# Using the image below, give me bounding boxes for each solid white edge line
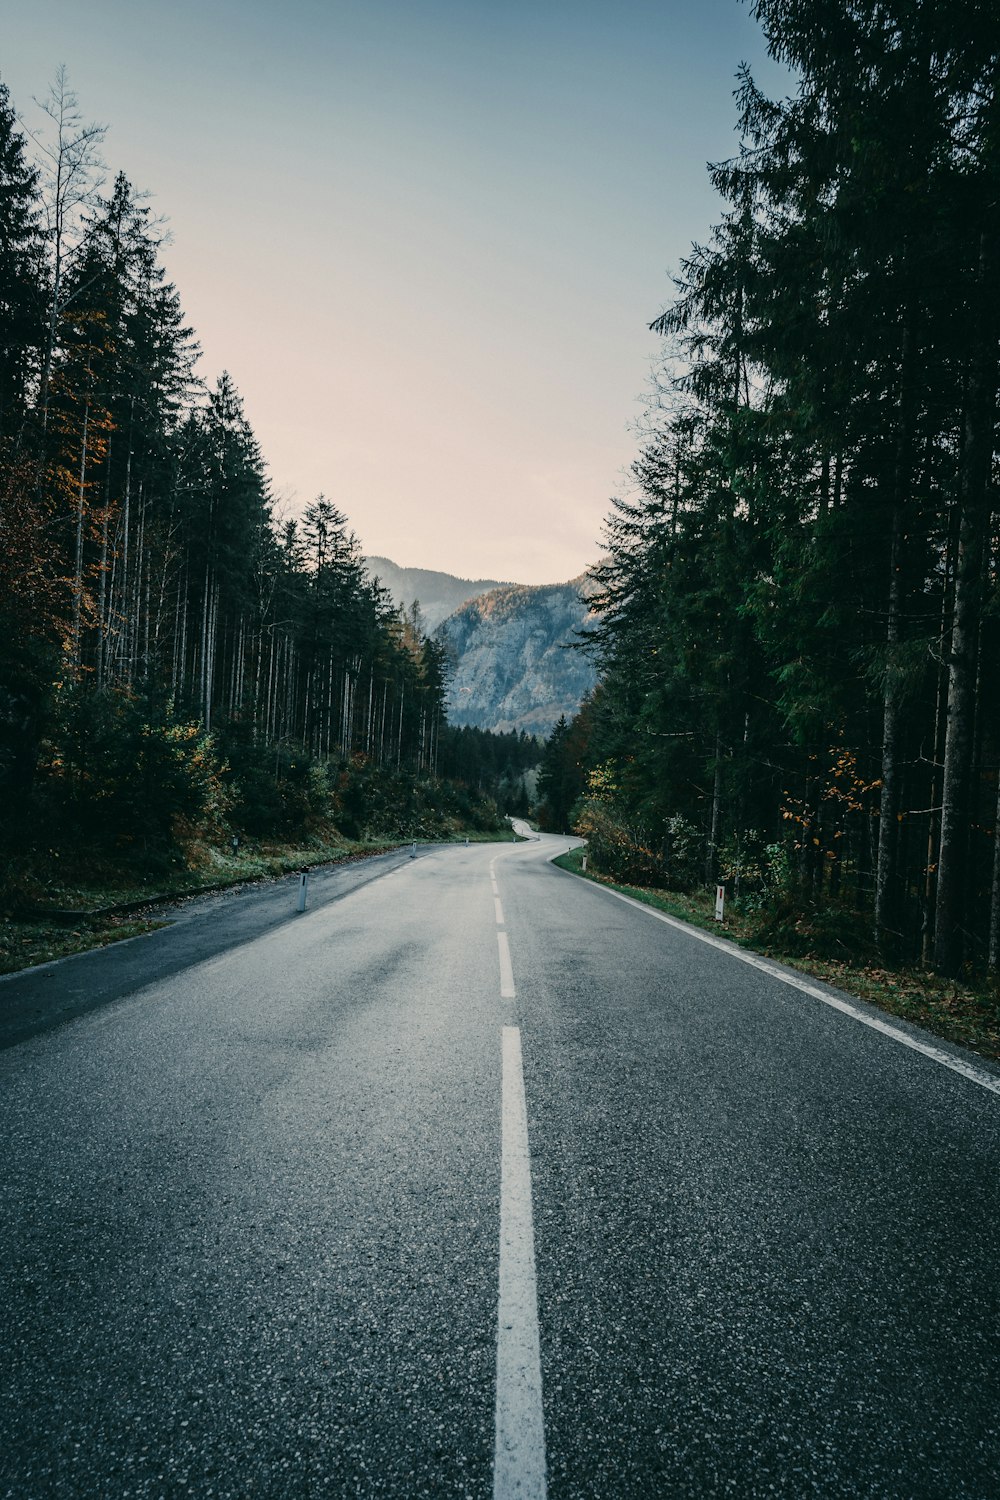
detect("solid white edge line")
[551,859,1000,1100]
[494,1025,547,1500]
[497,931,516,999]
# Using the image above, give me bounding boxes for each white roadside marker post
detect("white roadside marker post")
[297,870,309,913]
[715,883,725,922]
[581,849,588,873]
[410,841,417,859]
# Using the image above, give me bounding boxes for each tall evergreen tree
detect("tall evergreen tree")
[0,83,45,441]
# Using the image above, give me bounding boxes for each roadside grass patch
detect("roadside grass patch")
[554,848,1000,1063]
[0,916,168,975]
[13,830,400,914]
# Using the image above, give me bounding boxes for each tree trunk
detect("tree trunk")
[875,315,917,958]
[71,389,91,669]
[934,232,997,974]
[705,732,722,886]
[988,760,1000,969]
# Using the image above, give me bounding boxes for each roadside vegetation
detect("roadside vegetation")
[1,729,523,973]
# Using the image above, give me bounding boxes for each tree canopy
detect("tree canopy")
[569,0,1000,975]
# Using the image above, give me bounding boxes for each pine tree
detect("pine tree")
[0,81,46,441]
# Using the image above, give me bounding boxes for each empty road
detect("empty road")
[2,835,999,1498]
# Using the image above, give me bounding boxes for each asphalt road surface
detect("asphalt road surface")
[2,834,999,1498]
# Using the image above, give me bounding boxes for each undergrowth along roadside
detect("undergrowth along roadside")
[553,848,1000,1064]
[0,917,171,977]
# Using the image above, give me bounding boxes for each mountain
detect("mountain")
[437,576,599,735]
[364,557,508,633]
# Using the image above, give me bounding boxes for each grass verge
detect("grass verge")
[0,916,172,976]
[553,848,1000,1063]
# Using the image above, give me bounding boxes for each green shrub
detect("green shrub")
[745,892,875,962]
[41,687,230,849]
[331,757,503,840]
[661,814,703,891]
[573,800,665,885]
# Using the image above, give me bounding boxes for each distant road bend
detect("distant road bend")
[2,833,999,1497]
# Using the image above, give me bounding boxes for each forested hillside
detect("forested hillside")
[0,72,508,913]
[437,576,598,734]
[557,0,1000,979]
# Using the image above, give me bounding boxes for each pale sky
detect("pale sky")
[4,0,789,583]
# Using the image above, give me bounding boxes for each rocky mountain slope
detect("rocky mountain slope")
[437,576,598,735]
[364,557,507,633]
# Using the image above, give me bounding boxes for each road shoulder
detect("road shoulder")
[550,850,1000,1090]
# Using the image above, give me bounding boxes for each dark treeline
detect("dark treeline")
[557,0,1000,976]
[0,71,510,886]
[438,725,541,815]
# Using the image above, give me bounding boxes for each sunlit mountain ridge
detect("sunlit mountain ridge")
[364,557,509,634]
[436,575,598,736]
[365,557,598,736]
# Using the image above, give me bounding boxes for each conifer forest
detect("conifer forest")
[0,69,536,913]
[542,0,1000,981]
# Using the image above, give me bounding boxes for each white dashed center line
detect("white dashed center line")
[497,932,516,999]
[494,1025,547,1499]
